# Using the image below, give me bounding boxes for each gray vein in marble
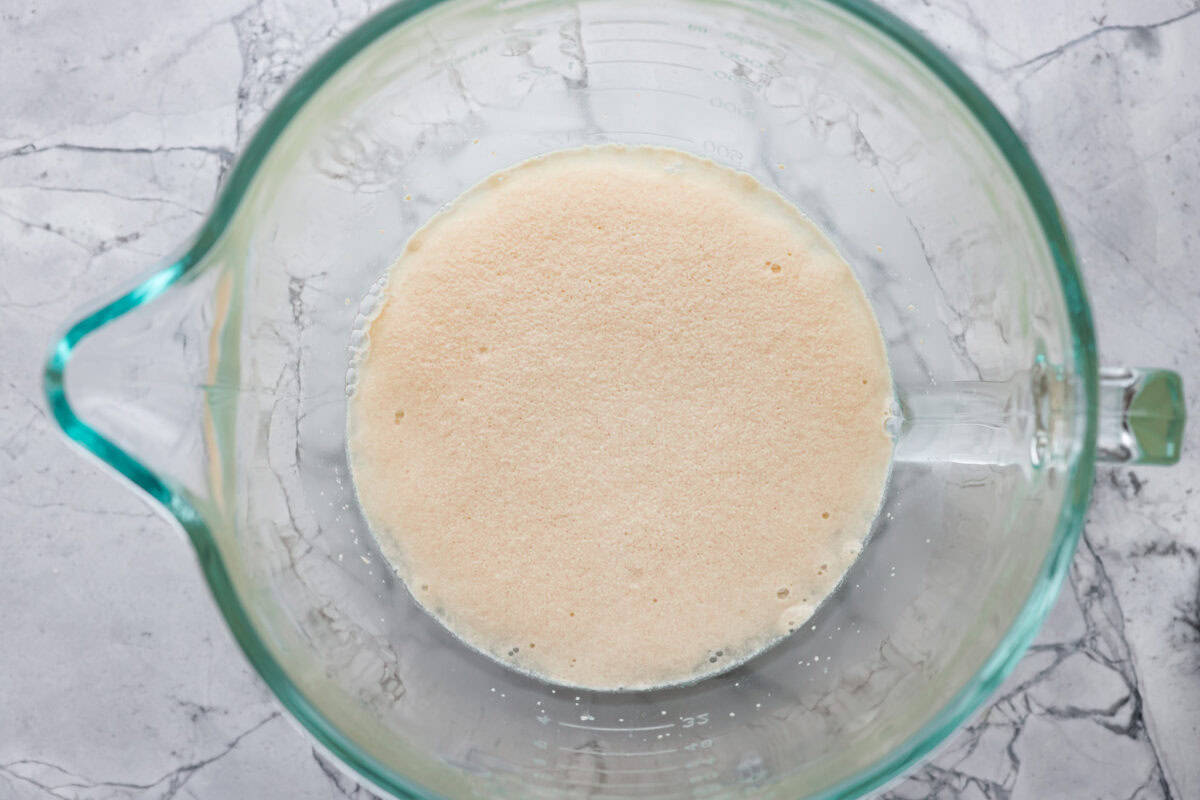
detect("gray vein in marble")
[313,750,385,799]
[1,713,281,799]
[1007,4,1200,71]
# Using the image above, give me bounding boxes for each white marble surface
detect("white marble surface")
[1,0,1198,798]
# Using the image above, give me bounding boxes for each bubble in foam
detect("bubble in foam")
[778,601,816,635]
[346,273,391,396]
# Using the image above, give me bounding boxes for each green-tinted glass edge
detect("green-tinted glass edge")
[807,1,1099,797]
[40,0,1099,798]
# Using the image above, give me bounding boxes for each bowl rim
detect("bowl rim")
[43,0,1099,797]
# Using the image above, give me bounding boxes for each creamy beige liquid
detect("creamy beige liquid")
[348,146,893,690]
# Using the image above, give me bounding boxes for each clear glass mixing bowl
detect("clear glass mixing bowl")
[44,0,1185,797]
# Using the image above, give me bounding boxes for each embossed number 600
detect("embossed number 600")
[702,141,743,164]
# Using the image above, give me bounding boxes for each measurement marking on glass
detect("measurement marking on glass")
[558,746,679,756]
[589,59,702,71]
[600,131,695,143]
[583,764,686,775]
[590,37,705,49]
[590,87,703,100]
[535,776,697,790]
[558,721,676,732]
[589,18,670,26]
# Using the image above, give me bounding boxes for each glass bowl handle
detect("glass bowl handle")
[1097,367,1185,465]
[895,365,1185,468]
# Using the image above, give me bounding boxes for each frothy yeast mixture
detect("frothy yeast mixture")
[348,146,893,690]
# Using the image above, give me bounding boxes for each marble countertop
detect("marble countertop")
[1,0,1197,797]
